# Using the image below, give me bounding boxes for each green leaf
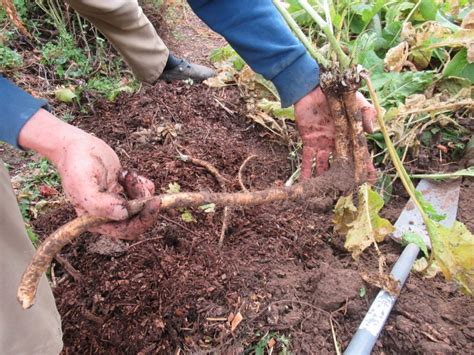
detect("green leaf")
[435,76,472,95]
[415,191,446,222]
[181,209,196,223]
[402,231,429,257]
[385,2,414,25]
[166,182,181,193]
[334,184,395,259]
[369,71,437,107]
[55,87,77,103]
[353,33,385,73]
[443,49,474,83]
[429,220,474,294]
[382,21,403,46]
[419,0,438,20]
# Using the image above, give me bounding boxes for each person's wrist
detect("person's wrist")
[18,108,91,165]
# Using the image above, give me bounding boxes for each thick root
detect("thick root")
[320,67,370,184]
[17,163,353,309]
[320,71,351,161]
[341,69,369,184]
[17,215,108,309]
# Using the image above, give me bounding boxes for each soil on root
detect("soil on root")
[32,82,474,354]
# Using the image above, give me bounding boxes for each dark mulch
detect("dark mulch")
[32,82,474,354]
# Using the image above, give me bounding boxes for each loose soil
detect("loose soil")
[7,2,473,354]
[30,80,474,354]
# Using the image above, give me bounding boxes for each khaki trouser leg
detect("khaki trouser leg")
[0,161,63,355]
[65,0,169,83]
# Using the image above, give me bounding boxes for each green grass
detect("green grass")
[0,44,23,69]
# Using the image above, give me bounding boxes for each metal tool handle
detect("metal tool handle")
[344,243,420,355]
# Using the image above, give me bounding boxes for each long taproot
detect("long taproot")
[17,165,353,309]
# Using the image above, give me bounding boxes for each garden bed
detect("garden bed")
[32,82,474,354]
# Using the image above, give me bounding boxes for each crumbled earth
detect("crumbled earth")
[4,2,472,354]
[30,82,474,354]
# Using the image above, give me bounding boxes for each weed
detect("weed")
[86,76,138,101]
[41,31,89,78]
[16,158,61,223]
[0,44,23,69]
[246,331,291,355]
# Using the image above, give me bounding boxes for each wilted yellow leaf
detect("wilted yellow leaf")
[334,184,394,259]
[333,193,357,236]
[429,220,474,295]
[257,99,295,120]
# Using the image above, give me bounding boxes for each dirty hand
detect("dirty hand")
[19,109,160,240]
[294,86,377,181]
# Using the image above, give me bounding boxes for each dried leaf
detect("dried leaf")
[204,69,235,88]
[429,220,474,295]
[360,271,401,296]
[429,29,474,53]
[461,9,474,30]
[230,311,243,332]
[335,184,394,259]
[384,41,409,72]
[400,22,416,45]
[247,111,285,137]
[267,338,276,348]
[412,257,441,278]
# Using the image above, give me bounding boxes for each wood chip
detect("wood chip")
[230,311,243,332]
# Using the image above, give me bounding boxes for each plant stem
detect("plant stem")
[272,0,330,67]
[362,73,434,248]
[410,167,474,180]
[298,0,350,68]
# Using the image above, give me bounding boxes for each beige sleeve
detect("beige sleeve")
[0,162,63,355]
[65,0,169,83]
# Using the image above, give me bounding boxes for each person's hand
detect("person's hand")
[294,86,377,181]
[19,109,160,240]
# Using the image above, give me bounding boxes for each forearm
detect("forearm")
[187,0,319,107]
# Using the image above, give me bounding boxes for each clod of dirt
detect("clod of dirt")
[87,238,128,256]
[419,341,453,353]
[312,264,363,311]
